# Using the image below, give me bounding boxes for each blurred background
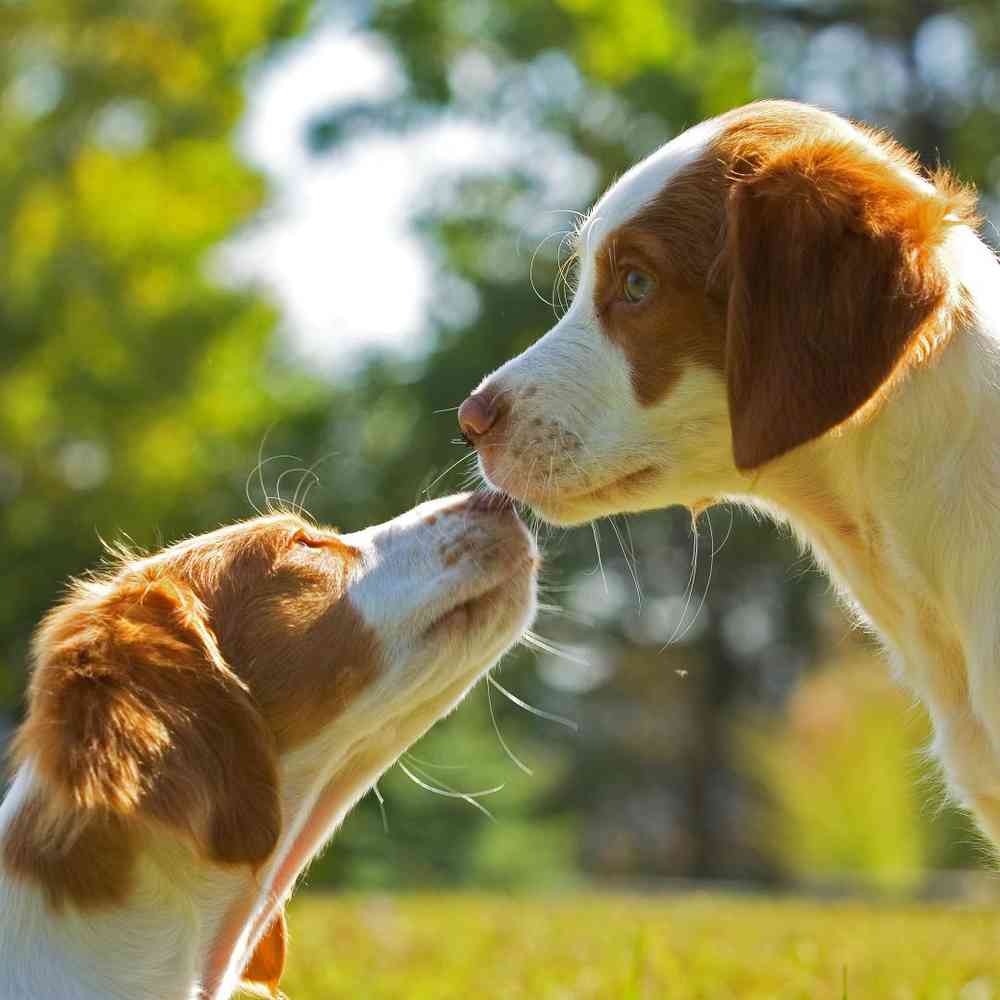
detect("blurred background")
[3,0,999,901]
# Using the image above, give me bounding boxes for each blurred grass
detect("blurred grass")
[277,891,1000,999]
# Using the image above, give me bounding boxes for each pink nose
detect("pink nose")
[458,391,499,439]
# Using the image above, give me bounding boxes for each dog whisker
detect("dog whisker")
[529,226,576,311]
[521,629,590,668]
[609,515,642,607]
[536,601,594,626]
[711,504,736,557]
[402,752,468,772]
[673,508,715,645]
[487,674,578,732]
[396,759,502,822]
[422,451,479,500]
[372,782,389,834]
[486,677,533,776]
[274,466,313,516]
[589,521,609,595]
[291,450,340,517]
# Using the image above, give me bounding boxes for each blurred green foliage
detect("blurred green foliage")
[2,0,997,889]
[0,0,321,697]
[746,656,967,894]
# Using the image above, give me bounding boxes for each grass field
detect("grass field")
[277,892,1000,999]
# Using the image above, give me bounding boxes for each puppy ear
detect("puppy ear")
[241,909,287,998]
[723,136,973,470]
[17,573,280,866]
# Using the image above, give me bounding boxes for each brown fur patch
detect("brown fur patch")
[3,795,134,910]
[233,592,380,751]
[216,532,380,750]
[593,224,726,405]
[723,131,971,469]
[10,573,282,899]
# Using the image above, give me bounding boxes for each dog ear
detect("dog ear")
[723,135,973,471]
[241,909,287,998]
[17,572,281,867]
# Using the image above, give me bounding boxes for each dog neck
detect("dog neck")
[741,225,1000,838]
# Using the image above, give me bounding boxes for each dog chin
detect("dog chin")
[490,467,666,527]
[522,495,597,527]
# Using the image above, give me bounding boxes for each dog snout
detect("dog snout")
[411,493,525,543]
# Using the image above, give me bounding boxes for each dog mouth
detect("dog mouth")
[486,461,660,515]
[573,464,660,503]
[425,555,536,636]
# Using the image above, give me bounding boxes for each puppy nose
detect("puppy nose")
[458,391,498,439]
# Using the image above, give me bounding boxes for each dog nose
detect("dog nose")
[458,391,498,439]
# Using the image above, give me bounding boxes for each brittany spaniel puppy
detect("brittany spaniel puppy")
[0,494,537,999]
[459,100,1000,848]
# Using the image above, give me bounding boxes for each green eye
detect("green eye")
[623,269,655,303]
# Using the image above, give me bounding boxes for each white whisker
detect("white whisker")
[372,781,389,833]
[536,601,594,626]
[397,759,502,821]
[487,677,533,775]
[423,451,478,499]
[402,752,468,772]
[488,674,579,732]
[245,451,300,517]
[610,515,642,606]
[291,450,339,515]
[674,510,715,644]
[529,229,573,309]
[521,629,590,667]
[275,466,311,514]
[712,504,735,556]
[590,521,609,594]
[663,518,700,649]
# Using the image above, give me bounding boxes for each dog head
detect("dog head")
[459,100,975,524]
[6,493,537,993]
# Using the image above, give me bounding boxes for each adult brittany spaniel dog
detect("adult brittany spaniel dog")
[459,100,1000,848]
[0,494,537,999]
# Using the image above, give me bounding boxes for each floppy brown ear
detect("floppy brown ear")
[723,136,972,470]
[241,909,287,998]
[17,573,281,867]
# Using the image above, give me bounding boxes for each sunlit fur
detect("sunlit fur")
[0,496,537,1000]
[463,99,1000,852]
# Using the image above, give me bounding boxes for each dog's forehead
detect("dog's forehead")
[158,513,297,559]
[577,101,892,259]
[580,115,724,252]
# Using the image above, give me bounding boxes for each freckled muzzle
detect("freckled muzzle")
[457,377,589,507]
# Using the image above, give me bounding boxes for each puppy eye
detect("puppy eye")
[623,269,655,304]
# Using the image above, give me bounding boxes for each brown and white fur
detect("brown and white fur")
[0,494,537,999]
[458,100,1000,849]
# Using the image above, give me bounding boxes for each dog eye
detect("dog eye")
[623,269,655,304]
